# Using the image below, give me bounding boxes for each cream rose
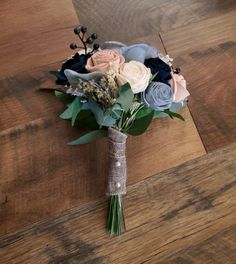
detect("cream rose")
[116,61,151,94]
[86,50,125,72]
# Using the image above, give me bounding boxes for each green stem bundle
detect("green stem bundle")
[107,195,125,236]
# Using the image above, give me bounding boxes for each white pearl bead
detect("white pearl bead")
[116,182,121,188]
[115,161,121,167]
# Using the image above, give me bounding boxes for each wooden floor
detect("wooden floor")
[0,143,236,263]
[0,0,236,263]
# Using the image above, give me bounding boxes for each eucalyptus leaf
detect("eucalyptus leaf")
[82,100,117,127]
[59,96,81,120]
[73,110,99,130]
[64,69,81,86]
[116,83,134,112]
[72,97,81,126]
[49,70,58,76]
[68,130,107,145]
[81,100,103,125]
[59,102,74,119]
[125,110,154,136]
[109,103,123,120]
[101,115,117,127]
[55,91,74,103]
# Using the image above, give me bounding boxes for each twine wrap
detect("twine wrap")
[107,127,127,195]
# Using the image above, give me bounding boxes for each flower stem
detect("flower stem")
[78,33,87,54]
[107,195,125,236]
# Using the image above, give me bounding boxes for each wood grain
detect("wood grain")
[127,10,236,153]
[0,0,79,79]
[73,0,236,43]
[0,142,235,264]
[159,10,236,152]
[0,67,205,236]
[158,225,236,264]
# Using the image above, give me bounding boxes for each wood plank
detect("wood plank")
[0,143,235,264]
[0,0,80,79]
[133,10,236,152]
[158,225,236,264]
[0,67,205,236]
[160,10,236,152]
[73,0,236,43]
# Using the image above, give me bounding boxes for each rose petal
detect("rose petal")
[86,50,125,73]
[170,72,190,103]
[116,61,151,94]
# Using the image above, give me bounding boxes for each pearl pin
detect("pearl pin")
[116,182,121,188]
[115,161,121,167]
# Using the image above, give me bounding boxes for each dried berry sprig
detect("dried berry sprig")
[70,25,99,55]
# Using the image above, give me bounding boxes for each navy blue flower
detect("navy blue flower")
[56,53,89,85]
[144,58,171,85]
[142,82,173,111]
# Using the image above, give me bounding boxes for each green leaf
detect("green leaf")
[153,101,188,119]
[111,103,123,119]
[59,97,81,121]
[164,109,185,121]
[68,130,107,145]
[49,70,58,76]
[74,110,99,130]
[153,111,163,118]
[149,72,158,82]
[116,83,134,112]
[125,110,154,136]
[104,103,123,126]
[101,114,117,127]
[83,100,117,127]
[55,91,74,103]
[59,103,74,119]
[72,97,81,126]
[135,107,153,119]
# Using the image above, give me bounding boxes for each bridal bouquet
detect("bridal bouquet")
[45,25,190,235]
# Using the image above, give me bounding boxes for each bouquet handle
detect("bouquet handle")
[106,127,127,235]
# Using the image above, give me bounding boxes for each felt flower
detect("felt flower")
[144,57,172,85]
[86,50,125,72]
[169,73,190,103]
[119,43,158,63]
[56,53,88,85]
[142,82,173,111]
[116,61,151,94]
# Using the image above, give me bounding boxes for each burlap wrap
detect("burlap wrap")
[107,127,128,195]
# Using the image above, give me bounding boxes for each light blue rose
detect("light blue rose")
[142,82,173,111]
[119,43,158,63]
[100,41,127,50]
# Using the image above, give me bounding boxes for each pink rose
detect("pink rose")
[86,50,125,72]
[169,72,190,103]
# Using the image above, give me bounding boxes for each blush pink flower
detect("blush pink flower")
[169,72,190,103]
[86,50,125,72]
